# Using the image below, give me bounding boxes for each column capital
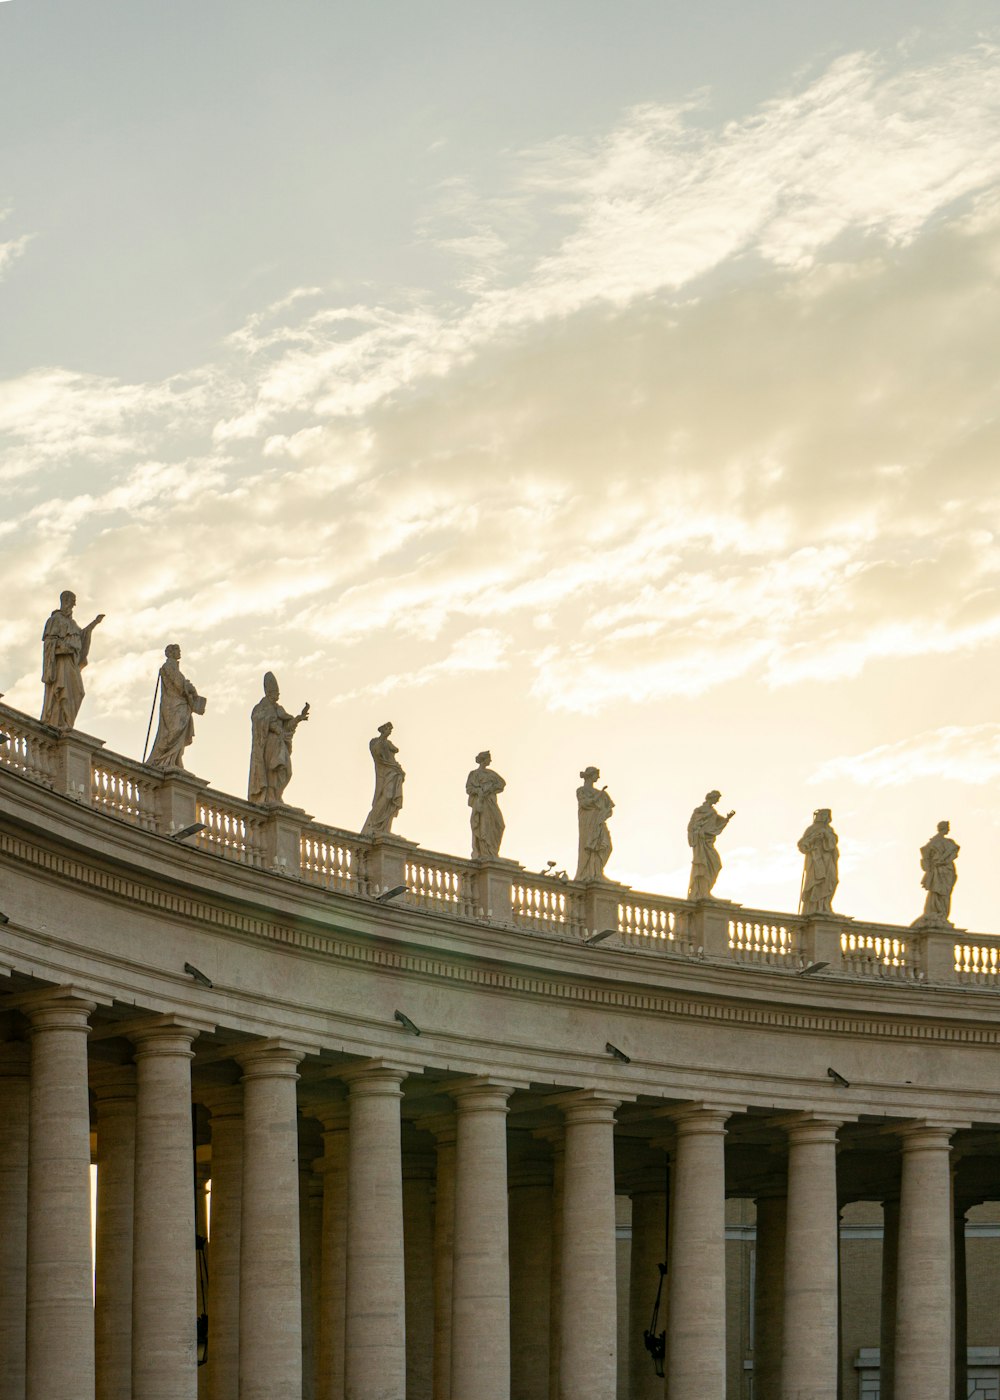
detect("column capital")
[774,1112,844,1145]
[549,1087,622,1125]
[128,1018,200,1057]
[448,1076,520,1111]
[663,1101,735,1136]
[340,1059,408,1096]
[199,1083,244,1118]
[236,1038,305,1079]
[19,989,95,1032]
[894,1120,958,1152]
[298,1084,348,1127]
[90,1062,137,1105]
[417,1110,456,1143]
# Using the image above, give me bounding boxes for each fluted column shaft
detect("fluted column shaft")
[666,1107,729,1400]
[93,1067,137,1400]
[628,1167,668,1400]
[753,1194,786,1400]
[558,1093,621,1400]
[0,1043,30,1400]
[237,1042,304,1400]
[450,1080,514,1400]
[781,1116,840,1400]
[402,1151,435,1400]
[25,994,96,1400]
[508,1160,553,1400]
[894,1125,954,1399]
[201,1089,243,1400]
[131,1022,200,1400]
[343,1064,407,1400]
[427,1115,456,1400]
[879,1197,899,1400]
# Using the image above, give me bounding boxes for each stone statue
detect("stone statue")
[797,808,839,916]
[687,790,735,901]
[360,722,405,839]
[575,766,614,882]
[146,645,206,772]
[912,821,960,928]
[40,590,105,730]
[248,672,309,806]
[466,751,506,859]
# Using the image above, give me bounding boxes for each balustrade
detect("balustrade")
[512,878,585,938]
[301,826,368,896]
[405,855,475,918]
[954,941,1000,983]
[840,928,913,980]
[729,915,799,967]
[619,896,692,954]
[0,706,57,788]
[92,758,158,831]
[196,794,266,868]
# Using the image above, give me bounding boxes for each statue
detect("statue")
[360,722,405,839]
[248,672,309,806]
[575,767,614,882]
[466,751,506,859]
[797,808,839,916]
[912,821,960,928]
[146,645,206,772]
[40,590,105,730]
[687,790,735,901]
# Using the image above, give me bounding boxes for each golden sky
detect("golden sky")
[2,4,1000,930]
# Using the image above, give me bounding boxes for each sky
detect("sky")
[2,1,1000,932]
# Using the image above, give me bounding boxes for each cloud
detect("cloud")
[813,725,1000,788]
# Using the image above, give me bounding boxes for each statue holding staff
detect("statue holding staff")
[912,821,960,928]
[146,645,206,772]
[575,766,614,882]
[360,722,405,839]
[40,590,105,730]
[467,750,506,859]
[687,790,735,901]
[797,808,839,916]
[248,672,309,806]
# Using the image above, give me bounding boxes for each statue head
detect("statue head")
[475,750,491,766]
[165,644,181,660]
[706,790,721,804]
[580,766,600,782]
[377,721,393,736]
[814,808,832,823]
[59,590,76,613]
[263,671,279,700]
[938,820,950,835]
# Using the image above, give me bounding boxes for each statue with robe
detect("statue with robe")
[146,645,206,772]
[467,751,506,859]
[797,808,839,916]
[248,672,309,806]
[40,590,105,730]
[687,790,735,901]
[912,821,960,928]
[360,722,405,838]
[575,766,614,882]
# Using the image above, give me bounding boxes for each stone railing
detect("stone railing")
[1,699,998,989]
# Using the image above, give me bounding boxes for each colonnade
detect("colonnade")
[0,989,978,1400]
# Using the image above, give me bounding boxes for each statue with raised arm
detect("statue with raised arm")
[687,790,735,901]
[248,672,309,806]
[360,722,405,839]
[912,821,960,928]
[797,808,839,916]
[467,750,506,859]
[40,590,105,730]
[146,645,206,772]
[575,766,614,882]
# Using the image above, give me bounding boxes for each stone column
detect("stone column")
[402,1147,435,1400]
[131,1020,200,1400]
[557,1091,621,1400]
[0,1042,30,1400]
[449,1079,514,1400]
[954,1200,968,1400]
[665,1106,729,1400]
[627,1164,668,1400]
[425,1114,456,1400]
[894,1124,954,1400]
[342,1063,407,1400]
[92,1066,137,1400]
[236,1041,305,1400]
[202,1088,243,1400]
[780,1115,841,1400]
[508,1148,553,1400]
[24,992,96,1400]
[534,1127,565,1400]
[753,1193,786,1400]
[314,1103,349,1400]
[879,1197,899,1400]
[300,1161,324,1400]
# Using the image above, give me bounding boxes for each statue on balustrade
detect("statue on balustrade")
[146,645,207,772]
[40,590,105,730]
[575,766,614,881]
[797,808,839,916]
[467,751,506,859]
[248,672,309,806]
[912,821,960,928]
[360,722,405,839]
[687,790,735,901]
